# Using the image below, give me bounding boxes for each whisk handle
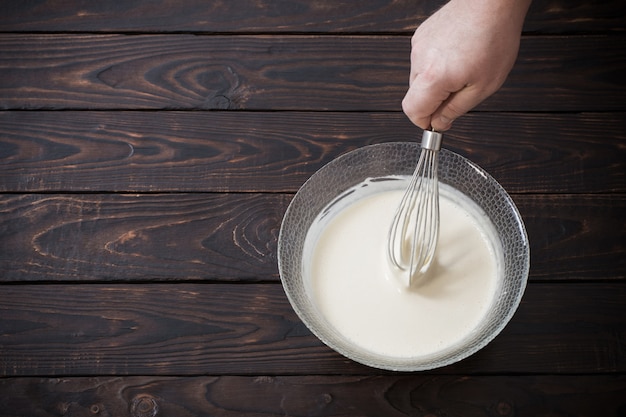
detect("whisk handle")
[421,130,443,151]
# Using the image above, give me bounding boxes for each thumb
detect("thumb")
[431,86,486,131]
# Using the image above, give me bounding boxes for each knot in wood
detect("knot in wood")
[130,394,159,417]
[206,94,231,109]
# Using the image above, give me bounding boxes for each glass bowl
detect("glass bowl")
[277,142,529,371]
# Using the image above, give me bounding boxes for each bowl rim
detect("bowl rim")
[278,142,530,371]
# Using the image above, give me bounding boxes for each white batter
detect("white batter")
[303,179,501,358]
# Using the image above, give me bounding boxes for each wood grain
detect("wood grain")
[0,193,290,282]
[0,375,624,417]
[0,283,624,376]
[515,195,626,281]
[0,0,624,34]
[1,193,624,283]
[0,35,624,112]
[0,0,624,414]
[1,111,624,193]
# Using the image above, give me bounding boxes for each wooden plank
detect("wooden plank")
[516,195,626,281]
[0,283,624,375]
[1,111,624,194]
[1,193,624,283]
[0,193,290,282]
[0,35,624,112]
[0,375,624,417]
[0,0,624,34]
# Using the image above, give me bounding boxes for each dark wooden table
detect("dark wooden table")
[1,1,625,415]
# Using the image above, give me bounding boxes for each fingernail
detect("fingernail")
[439,116,452,126]
[434,116,453,131]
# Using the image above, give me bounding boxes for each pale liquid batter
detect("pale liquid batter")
[303,179,501,358]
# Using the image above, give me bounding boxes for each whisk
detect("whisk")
[388,129,443,285]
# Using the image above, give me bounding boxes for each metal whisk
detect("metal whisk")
[388,129,443,285]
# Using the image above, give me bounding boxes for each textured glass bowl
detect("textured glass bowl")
[278,142,529,371]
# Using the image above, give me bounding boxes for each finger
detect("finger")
[402,76,452,130]
[430,85,487,131]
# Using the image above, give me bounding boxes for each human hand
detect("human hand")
[402,0,531,131]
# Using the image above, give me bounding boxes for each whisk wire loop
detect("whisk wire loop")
[388,130,442,285]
